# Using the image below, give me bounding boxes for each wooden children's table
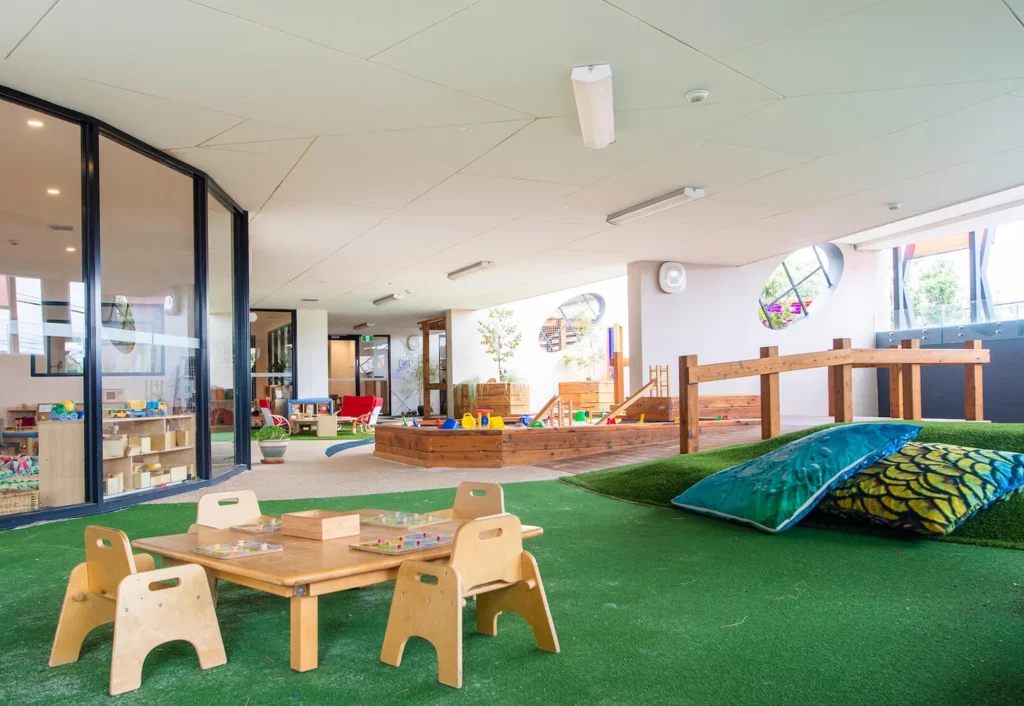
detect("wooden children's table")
[132,510,543,672]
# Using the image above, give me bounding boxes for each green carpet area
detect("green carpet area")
[563,422,1024,550]
[2,481,1024,705]
[247,429,372,442]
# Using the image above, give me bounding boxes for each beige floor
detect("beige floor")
[148,416,841,505]
[147,439,568,504]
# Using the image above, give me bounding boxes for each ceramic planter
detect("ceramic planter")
[258,439,289,464]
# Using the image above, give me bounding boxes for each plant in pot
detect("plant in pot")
[255,423,290,464]
[477,307,522,381]
[561,314,603,380]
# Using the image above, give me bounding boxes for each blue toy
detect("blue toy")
[440,418,458,430]
[412,419,420,428]
[520,415,532,427]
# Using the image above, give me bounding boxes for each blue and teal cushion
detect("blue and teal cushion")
[671,423,922,533]
[816,442,1024,535]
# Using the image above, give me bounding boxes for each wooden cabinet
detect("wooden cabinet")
[102,414,197,496]
[38,420,85,508]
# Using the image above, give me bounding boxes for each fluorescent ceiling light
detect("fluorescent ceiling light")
[571,64,614,149]
[447,261,494,280]
[606,187,705,226]
[46,188,60,195]
[373,292,408,306]
[26,120,44,128]
[353,322,375,330]
[65,246,76,253]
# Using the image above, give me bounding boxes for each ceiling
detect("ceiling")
[3,0,1024,329]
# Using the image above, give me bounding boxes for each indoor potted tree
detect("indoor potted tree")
[474,308,530,417]
[255,423,290,464]
[559,313,614,409]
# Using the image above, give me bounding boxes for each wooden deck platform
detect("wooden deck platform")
[374,423,680,468]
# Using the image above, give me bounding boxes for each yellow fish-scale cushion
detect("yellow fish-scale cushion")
[816,442,1024,535]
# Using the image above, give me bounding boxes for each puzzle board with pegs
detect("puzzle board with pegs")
[361,512,448,529]
[193,539,283,559]
[231,518,282,534]
[350,532,454,555]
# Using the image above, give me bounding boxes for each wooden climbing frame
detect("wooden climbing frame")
[648,365,669,397]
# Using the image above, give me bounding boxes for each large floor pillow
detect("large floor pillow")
[671,423,922,533]
[816,442,1024,535]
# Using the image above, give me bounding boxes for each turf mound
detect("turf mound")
[562,422,1024,550]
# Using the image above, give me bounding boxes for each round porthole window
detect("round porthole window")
[538,293,606,352]
[757,244,843,330]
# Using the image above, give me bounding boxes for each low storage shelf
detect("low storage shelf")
[102,414,197,497]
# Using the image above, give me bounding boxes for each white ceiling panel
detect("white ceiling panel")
[0,1,55,58]
[203,119,314,145]
[0,60,243,148]
[274,121,530,209]
[523,141,812,226]
[192,0,480,59]
[204,137,314,158]
[723,0,1024,96]
[373,0,780,117]
[349,174,579,243]
[461,101,773,185]
[251,199,392,250]
[170,147,299,212]
[605,0,880,58]
[701,81,1024,157]
[716,95,1024,210]
[10,0,527,135]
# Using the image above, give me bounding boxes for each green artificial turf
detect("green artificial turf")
[247,428,370,442]
[563,422,1024,550]
[2,481,1024,705]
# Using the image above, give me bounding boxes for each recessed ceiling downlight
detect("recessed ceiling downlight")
[47,188,61,195]
[27,119,44,128]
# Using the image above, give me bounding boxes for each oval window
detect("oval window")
[757,244,843,330]
[538,293,606,352]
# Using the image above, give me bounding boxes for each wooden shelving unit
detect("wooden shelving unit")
[102,414,197,496]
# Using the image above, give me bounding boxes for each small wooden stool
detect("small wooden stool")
[380,513,559,688]
[49,526,226,695]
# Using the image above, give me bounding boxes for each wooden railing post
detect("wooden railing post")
[832,338,854,423]
[888,345,903,419]
[679,355,699,454]
[827,367,835,416]
[901,339,922,420]
[760,346,780,440]
[612,351,625,405]
[963,340,984,421]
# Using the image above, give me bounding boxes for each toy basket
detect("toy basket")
[0,488,39,515]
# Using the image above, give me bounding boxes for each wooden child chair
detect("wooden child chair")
[379,513,559,688]
[192,489,263,531]
[49,526,226,695]
[432,482,505,520]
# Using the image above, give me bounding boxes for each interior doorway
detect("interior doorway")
[329,335,392,415]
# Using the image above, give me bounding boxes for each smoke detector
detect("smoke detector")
[686,89,710,104]
[887,202,902,211]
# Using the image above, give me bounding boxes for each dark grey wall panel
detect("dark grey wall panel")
[876,337,1024,422]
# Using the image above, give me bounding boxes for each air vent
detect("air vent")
[49,224,74,232]
[300,298,319,302]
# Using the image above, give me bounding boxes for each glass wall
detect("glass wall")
[99,137,198,498]
[208,195,235,475]
[0,84,248,526]
[0,98,85,515]
[358,335,391,415]
[250,310,294,420]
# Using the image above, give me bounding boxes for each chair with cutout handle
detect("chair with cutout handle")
[49,526,226,695]
[430,482,505,520]
[189,490,268,603]
[379,513,559,688]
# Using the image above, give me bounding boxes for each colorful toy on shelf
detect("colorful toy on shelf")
[107,408,130,419]
[461,413,476,430]
[146,399,168,417]
[412,418,421,428]
[126,400,147,418]
[440,418,458,430]
[489,416,505,429]
[50,400,84,421]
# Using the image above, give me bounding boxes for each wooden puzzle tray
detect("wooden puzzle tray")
[361,512,448,529]
[194,540,283,559]
[350,532,454,555]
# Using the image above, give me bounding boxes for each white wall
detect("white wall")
[627,246,887,417]
[295,309,328,398]
[447,277,629,407]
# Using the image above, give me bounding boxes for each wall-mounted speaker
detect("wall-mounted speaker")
[658,262,686,294]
